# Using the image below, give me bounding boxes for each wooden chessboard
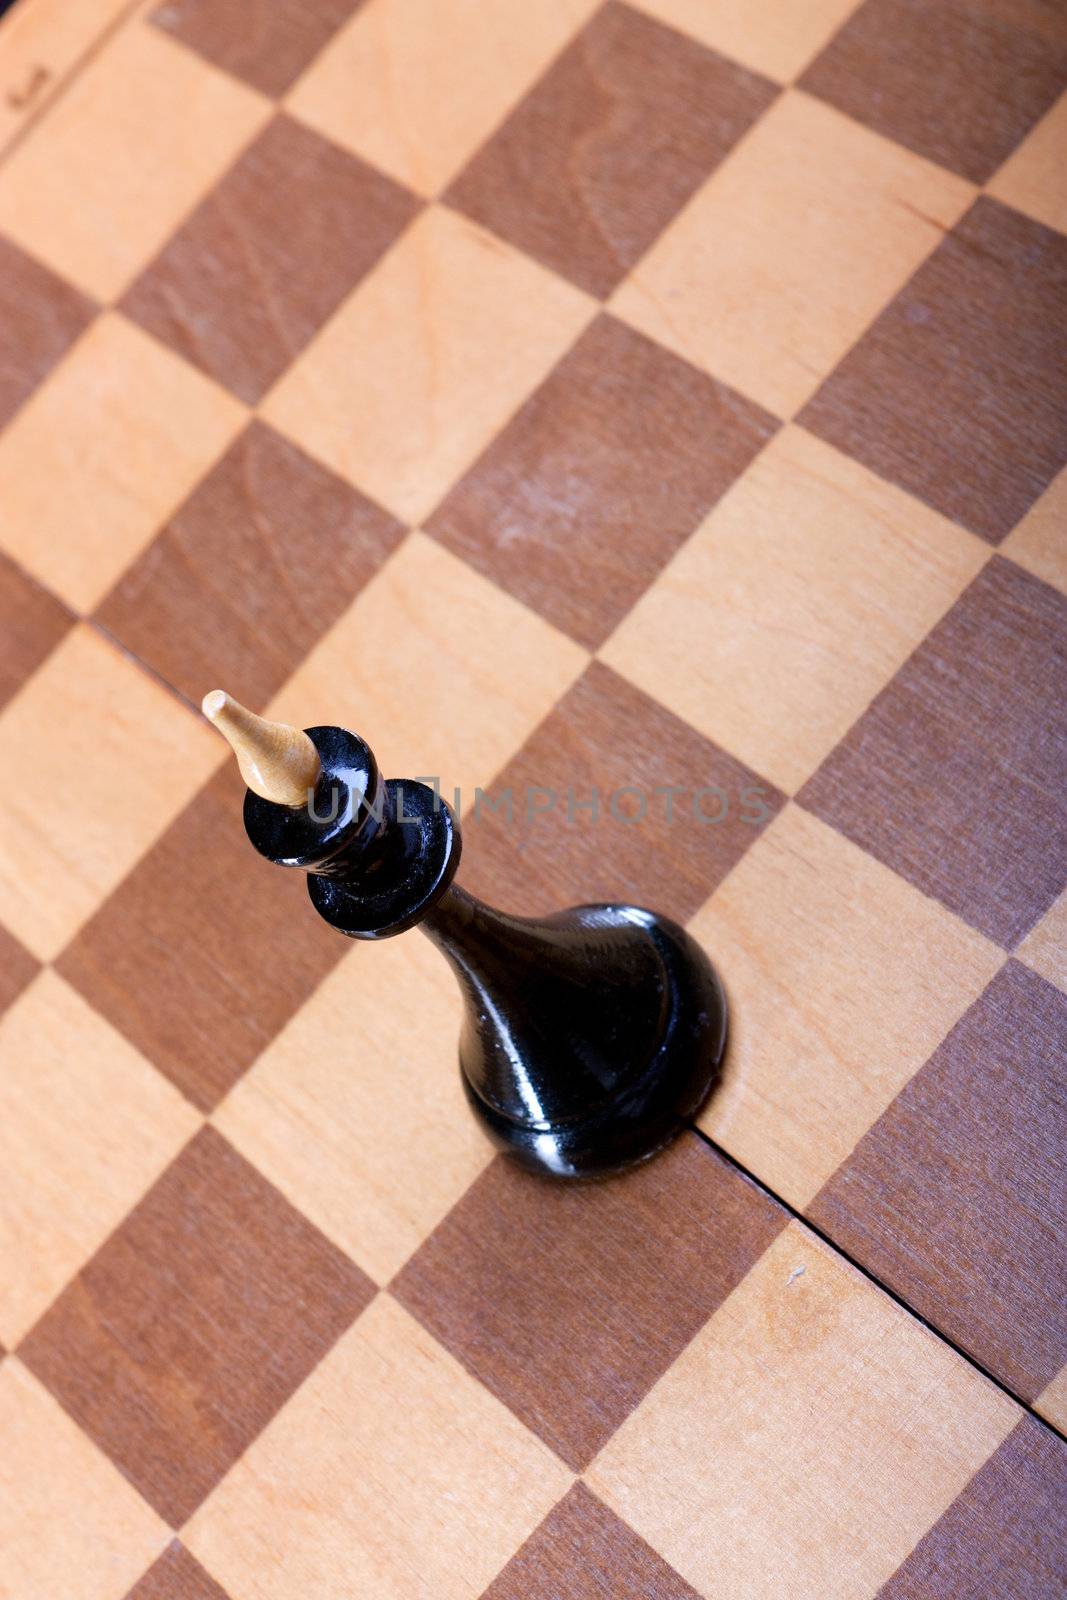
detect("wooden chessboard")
[1,0,1065,1595]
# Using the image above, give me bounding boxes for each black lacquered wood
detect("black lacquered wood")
[243,724,726,1179]
[243,726,384,875]
[310,780,460,939]
[423,887,726,1178]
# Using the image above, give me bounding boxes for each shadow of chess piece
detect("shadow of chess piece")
[204,693,727,1180]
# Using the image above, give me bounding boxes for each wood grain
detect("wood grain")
[799,556,1067,948]
[1017,890,1067,995]
[287,0,604,197]
[876,1417,1067,1600]
[0,0,133,153]
[612,89,974,417]
[184,1295,573,1600]
[0,314,246,612]
[57,764,346,1111]
[122,113,419,405]
[810,962,1067,1402]
[268,532,589,804]
[798,0,1067,183]
[392,1134,786,1470]
[95,420,405,711]
[800,198,1067,542]
[0,22,270,300]
[0,921,37,1020]
[1036,1366,1067,1436]
[125,1540,233,1600]
[263,204,595,526]
[482,1482,703,1600]
[20,1126,375,1525]
[692,805,1003,1207]
[628,0,857,80]
[0,547,71,713]
[0,625,219,960]
[0,971,198,1347]
[603,425,987,792]
[1001,467,1067,596]
[213,933,494,1285]
[589,1224,1021,1600]
[0,1359,167,1600]
[0,233,94,432]
[428,314,777,649]
[0,1,1062,1593]
[987,90,1067,235]
[150,0,364,98]
[462,659,784,923]
[447,0,777,299]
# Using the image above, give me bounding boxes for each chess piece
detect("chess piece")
[204,693,727,1179]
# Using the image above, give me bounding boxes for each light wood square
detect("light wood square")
[0,971,199,1347]
[287,0,601,196]
[0,1359,168,1600]
[0,625,220,960]
[629,0,857,81]
[185,1295,572,1600]
[214,934,493,1285]
[610,90,975,418]
[0,20,269,299]
[0,0,131,152]
[589,1223,1019,1600]
[1001,468,1067,596]
[987,91,1067,235]
[1036,1364,1067,1434]
[0,313,246,612]
[601,427,989,793]
[1017,891,1067,994]
[690,806,1004,1208]
[269,532,588,803]
[263,204,595,525]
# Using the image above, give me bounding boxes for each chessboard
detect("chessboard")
[0,1,1064,1596]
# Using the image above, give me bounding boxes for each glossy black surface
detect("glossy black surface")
[244,726,384,875]
[244,725,727,1179]
[310,780,460,939]
[244,729,460,935]
[423,887,726,1178]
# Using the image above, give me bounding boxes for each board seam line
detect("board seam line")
[687,1119,1067,1448]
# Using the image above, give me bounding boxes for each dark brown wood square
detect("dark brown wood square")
[462,661,784,924]
[96,421,405,710]
[427,314,776,649]
[481,1483,702,1599]
[392,1133,786,1471]
[0,550,72,712]
[121,114,418,403]
[0,922,39,1019]
[876,1417,1067,1599]
[810,962,1067,1403]
[800,0,1067,183]
[126,1541,233,1600]
[150,0,364,98]
[20,1127,375,1526]
[57,765,346,1111]
[0,233,95,432]
[447,1,777,298]
[800,199,1067,543]
[799,557,1067,949]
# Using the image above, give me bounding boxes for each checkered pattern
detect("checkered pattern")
[0,0,1064,1594]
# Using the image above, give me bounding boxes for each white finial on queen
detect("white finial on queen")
[201,690,321,808]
